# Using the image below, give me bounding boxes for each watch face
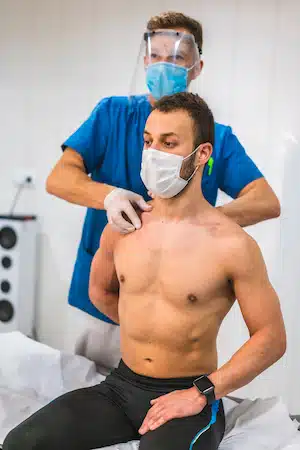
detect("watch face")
[194,376,214,393]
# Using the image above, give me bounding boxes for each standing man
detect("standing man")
[46,12,280,368]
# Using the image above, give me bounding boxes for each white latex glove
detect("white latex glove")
[104,188,152,234]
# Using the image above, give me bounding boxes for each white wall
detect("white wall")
[0,0,299,412]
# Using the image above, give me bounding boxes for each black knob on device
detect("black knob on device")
[0,300,14,322]
[0,227,17,250]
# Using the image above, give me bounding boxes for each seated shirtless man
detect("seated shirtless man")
[3,93,286,450]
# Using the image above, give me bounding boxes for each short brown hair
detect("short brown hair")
[147,11,203,54]
[154,92,214,148]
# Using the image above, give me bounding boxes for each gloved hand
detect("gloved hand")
[104,188,152,234]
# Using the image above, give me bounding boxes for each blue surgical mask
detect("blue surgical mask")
[146,62,190,100]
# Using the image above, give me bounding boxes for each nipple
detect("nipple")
[188,294,198,303]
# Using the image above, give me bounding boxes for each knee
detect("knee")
[3,422,49,450]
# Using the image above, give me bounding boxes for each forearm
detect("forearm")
[218,197,271,227]
[218,181,281,227]
[90,290,120,324]
[208,325,286,400]
[46,164,114,209]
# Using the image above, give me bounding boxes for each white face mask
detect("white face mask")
[140,146,200,199]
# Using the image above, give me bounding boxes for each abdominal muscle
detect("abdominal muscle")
[118,293,222,378]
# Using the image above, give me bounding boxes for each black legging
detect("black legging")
[3,359,225,450]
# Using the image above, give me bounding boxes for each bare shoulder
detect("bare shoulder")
[226,229,263,272]
[206,210,263,274]
[100,224,124,252]
[201,208,245,241]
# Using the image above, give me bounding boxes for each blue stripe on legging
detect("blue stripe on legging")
[189,400,220,450]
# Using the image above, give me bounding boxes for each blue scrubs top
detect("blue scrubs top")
[62,95,263,323]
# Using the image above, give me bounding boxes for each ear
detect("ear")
[196,142,213,166]
[190,60,204,81]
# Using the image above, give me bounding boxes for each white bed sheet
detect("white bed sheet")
[0,332,299,449]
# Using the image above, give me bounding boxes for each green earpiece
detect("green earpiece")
[208,157,214,176]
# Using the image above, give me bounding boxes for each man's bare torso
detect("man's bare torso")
[114,206,238,378]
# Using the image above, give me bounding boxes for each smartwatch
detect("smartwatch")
[193,375,216,406]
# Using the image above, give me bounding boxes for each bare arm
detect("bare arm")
[218,178,281,227]
[207,234,286,400]
[46,148,151,233]
[46,148,114,209]
[89,225,121,323]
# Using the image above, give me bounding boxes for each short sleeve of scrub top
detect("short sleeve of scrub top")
[61,98,111,174]
[218,126,263,198]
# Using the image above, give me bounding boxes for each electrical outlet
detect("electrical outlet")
[13,169,35,187]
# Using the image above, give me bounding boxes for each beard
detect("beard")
[179,152,197,180]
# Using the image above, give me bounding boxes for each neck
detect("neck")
[151,176,208,220]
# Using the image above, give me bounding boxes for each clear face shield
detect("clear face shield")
[129,29,202,101]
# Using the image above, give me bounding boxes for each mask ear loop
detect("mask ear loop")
[186,37,202,73]
[181,144,202,182]
[185,165,199,182]
[187,59,199,72]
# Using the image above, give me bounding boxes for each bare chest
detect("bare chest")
[114,223,231,307]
